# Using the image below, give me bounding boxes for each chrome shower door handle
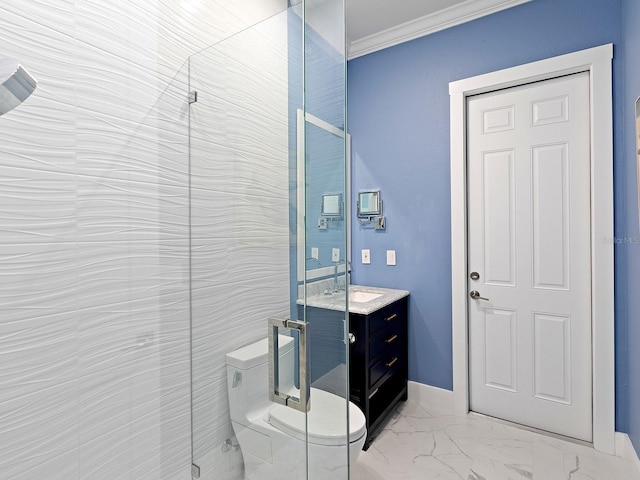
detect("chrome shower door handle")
[268,316,310,413]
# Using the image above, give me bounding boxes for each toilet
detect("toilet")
[226,335,367,480]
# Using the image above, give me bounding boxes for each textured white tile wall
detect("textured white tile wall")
[0,1,288,479]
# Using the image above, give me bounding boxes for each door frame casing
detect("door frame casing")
[449,44,615,453]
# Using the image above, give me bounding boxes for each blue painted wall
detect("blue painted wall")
[348,0,628,430]
[622,0,640,454]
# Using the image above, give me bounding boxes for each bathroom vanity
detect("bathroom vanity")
[298,285,409,449]
[348,293,408,449]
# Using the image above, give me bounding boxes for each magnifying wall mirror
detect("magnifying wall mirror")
[357,190,381,217]
[321,193,342,217]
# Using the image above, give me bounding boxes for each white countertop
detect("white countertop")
[297,284,409,315]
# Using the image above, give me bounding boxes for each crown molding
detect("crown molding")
[348,0,533,60]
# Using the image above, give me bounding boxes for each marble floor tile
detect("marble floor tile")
[352,400,640,480]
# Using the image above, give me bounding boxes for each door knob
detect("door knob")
[470,272,480,280]
[348,333,356,344]
[470,290,489,301]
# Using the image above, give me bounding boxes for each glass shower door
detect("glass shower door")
[188,0,350,478]
[297,0,352,478]
[188,9,295,480]
[298,111,352,480]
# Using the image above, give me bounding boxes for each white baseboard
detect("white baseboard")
[407,381,454,413]
[616,432,640,473]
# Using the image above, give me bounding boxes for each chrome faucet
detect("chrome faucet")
[306,257,322,268]
[333,259,348,292]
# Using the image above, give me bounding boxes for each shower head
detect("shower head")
[0,56,37,116]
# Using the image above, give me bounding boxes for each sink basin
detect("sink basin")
[350,291,383,303]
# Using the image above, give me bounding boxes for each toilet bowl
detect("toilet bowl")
[226,336,367,480]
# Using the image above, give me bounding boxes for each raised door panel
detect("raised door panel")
[482,105,515,134]
[533,313,571,404]
[483,308,517,392]
[482,150,516,287]
[532,143,570,290]
[531,95,569,126]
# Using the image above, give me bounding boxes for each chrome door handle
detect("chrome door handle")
[470,290,490,301]
[268,317,310,413]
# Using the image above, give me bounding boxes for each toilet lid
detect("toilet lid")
[267,388,366,446]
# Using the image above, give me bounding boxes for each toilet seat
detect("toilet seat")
[266,388,366,446]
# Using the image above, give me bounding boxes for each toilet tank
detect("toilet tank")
[226,335,295,424]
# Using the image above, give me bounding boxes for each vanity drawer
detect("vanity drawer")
[369,324,404,361]
[369,301,406,335]
[369,345,403,388]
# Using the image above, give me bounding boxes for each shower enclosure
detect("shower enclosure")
[0,1,346,479]
[189,1,349,479]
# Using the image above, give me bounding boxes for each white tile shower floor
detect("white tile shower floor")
[352,400,640,480]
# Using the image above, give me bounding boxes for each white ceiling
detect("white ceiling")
[346,0,533,59]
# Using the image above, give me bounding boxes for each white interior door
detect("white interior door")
[467,72,592,441]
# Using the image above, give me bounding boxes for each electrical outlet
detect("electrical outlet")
[311,247,319,260]
[386,250,396,266]
[332,248,340,262]
[361,249,371,264]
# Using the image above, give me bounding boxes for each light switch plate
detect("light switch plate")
[361,249,371,264]
[311,247,319,260]
[332,248,340,262]
[386,250,396,266]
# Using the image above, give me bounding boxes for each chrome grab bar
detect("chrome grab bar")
[268,316,310,413]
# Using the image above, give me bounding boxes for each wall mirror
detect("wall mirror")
[296,109,351,283]
[321,193,342,217]
[357,190,381,217]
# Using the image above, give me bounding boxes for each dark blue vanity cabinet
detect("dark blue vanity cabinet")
[349,296,408,449]
[298,293,409,450]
